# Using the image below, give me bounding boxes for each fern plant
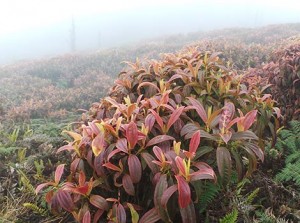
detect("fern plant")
[275,121,300,186]
[219,209,238,223]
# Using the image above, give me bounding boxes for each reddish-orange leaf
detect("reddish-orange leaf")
[35,182,54,194]
[175,175,191,208]
[70,185,89,196]
[167,106,184,131]
[175,156,186,177]
[243,110,257,131]
[45,190,54,203]
[126,122,138,150]
[78,171,86,186]
[149,109,164,131]
[54,164,65,185]
[153,146,164,162]
[103,162,122,172]
[82,210,91,223]
[189,130,201,155]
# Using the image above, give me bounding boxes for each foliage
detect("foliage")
[275,121,300,186]
[1,23,300,222]
[254,208,291,223]
[219,209,238,223]
[245,44,300,124]
[34,45,278,222]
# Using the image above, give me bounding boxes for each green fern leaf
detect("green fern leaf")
[219,209,238,223]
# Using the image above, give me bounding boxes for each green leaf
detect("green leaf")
[127,203,139,223]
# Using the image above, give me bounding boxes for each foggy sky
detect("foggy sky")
[0,0,299,65]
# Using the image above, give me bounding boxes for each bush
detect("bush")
[36,47,280,222]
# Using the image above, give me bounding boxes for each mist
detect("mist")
[0,0,299,65]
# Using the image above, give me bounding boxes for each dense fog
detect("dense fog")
[0,0,299,65]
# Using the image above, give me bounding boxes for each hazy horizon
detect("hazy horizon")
[0,0,299,65]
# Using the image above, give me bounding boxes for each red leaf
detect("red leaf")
[219,131,232,144]
[189,130,201,155]
[187,97,207,123]
[219,102,235,133]
[161,185,178,208]
[116,203,126,223]
[141,152,159,174]
[175,175,191,208]
[146,135,175,148]
[103,162,122,172]
[145,114,156,132]
[126,122,138,149]
[216,147,232,179]
[35,182,54,194]
[107,148,121,161]
[153,146,164,162]
[45,190,54,203]
[122,174,135,196]
[116,138,128,154]
[190,162,216,182]
[138,82,160,94]
[78,171,86,187]
[231,130,258,140]
[69,185,89,196]
[56,190,74,212]
[180,202,196,223]
[175,156,186,177]
[54,164,65,185]
[56,144,74,153]
[93,209,105,223]
[166,106,184,131]
[128,154,142,183]
[89,195,109,211]
[149,109,164,131]
[139,208,160,223]
[243,110,257,131]
[82,210,91,223]
[94,153,105,177]
[244,142,264,162]
[70,158,81,173]
[153,174,171,222]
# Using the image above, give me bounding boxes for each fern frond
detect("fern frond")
[17,169,35,194]
[289,120,300,134]
[23,203,48,216]
[219,209,238,223]
[245,188,259,205]
[276,162,300,186]
[285,150,300,164]
[198,182,221,213]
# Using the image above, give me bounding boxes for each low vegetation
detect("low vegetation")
[0,23,299,222]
